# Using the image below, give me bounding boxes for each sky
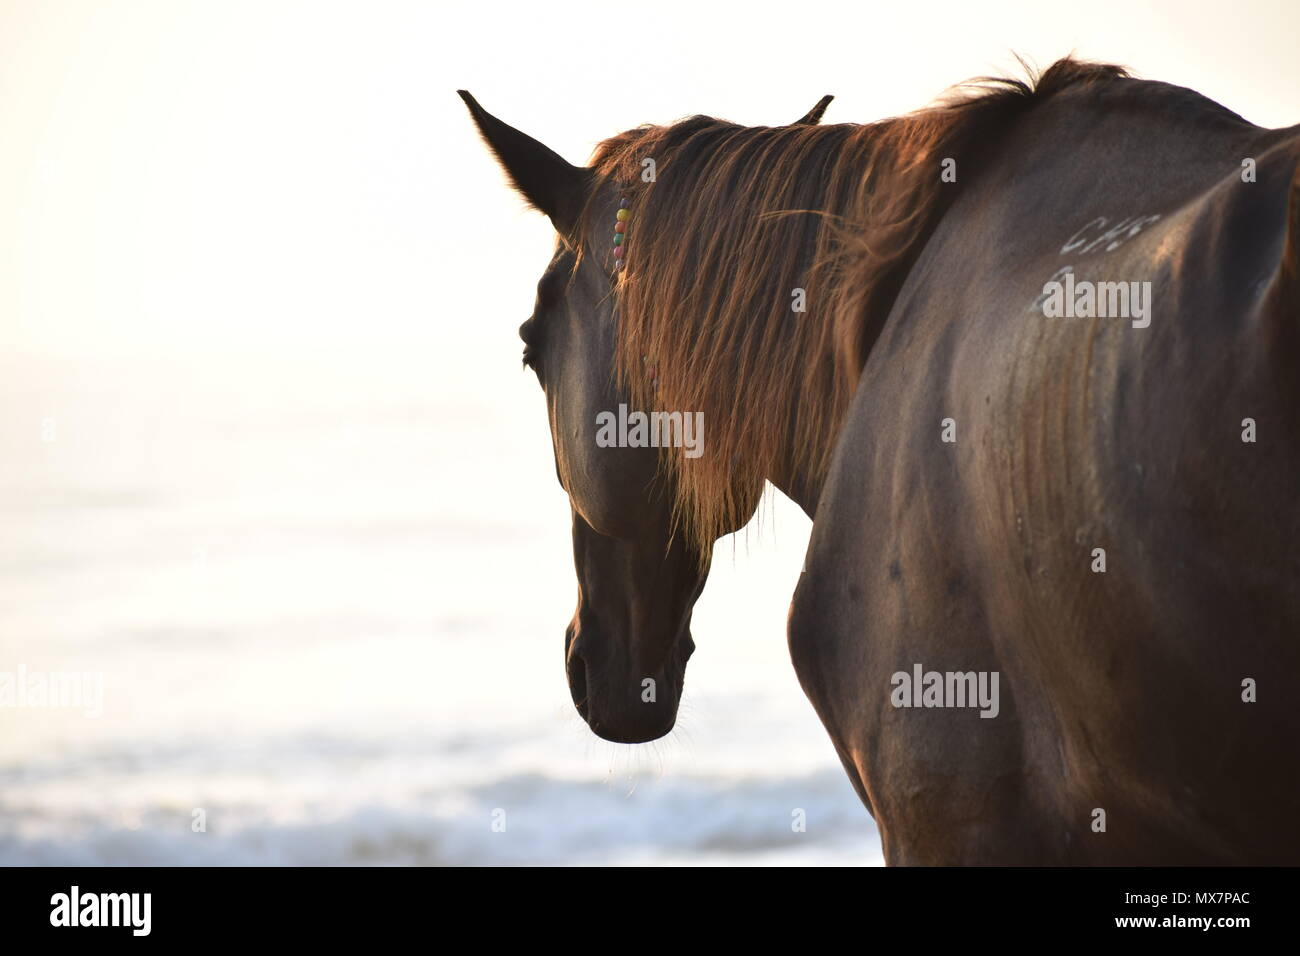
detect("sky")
[3,0,1298,372]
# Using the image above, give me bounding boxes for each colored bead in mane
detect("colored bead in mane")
[613,196,630,271]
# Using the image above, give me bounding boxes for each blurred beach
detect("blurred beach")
[0,351,881,865]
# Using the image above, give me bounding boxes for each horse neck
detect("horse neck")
[615,102,1026,547]
[757,150,961,517]
[766,428,830,517]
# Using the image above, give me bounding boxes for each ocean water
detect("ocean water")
[0,351,882,866]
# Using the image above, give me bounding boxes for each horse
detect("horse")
[460,58,1300,864]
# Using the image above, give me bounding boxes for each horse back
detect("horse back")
[792,84,1300,864]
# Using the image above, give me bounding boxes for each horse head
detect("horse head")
[459,91,829,742]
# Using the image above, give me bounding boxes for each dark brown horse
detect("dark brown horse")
[461,58,1300,864]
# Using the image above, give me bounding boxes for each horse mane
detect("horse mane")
[583,57,1131,556]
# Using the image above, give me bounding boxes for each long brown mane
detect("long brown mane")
[585,58,1130,555]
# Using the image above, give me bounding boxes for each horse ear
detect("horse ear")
[793,95,834,125]
[458,90,589,238]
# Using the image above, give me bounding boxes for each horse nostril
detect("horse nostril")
[567,652,590,720]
